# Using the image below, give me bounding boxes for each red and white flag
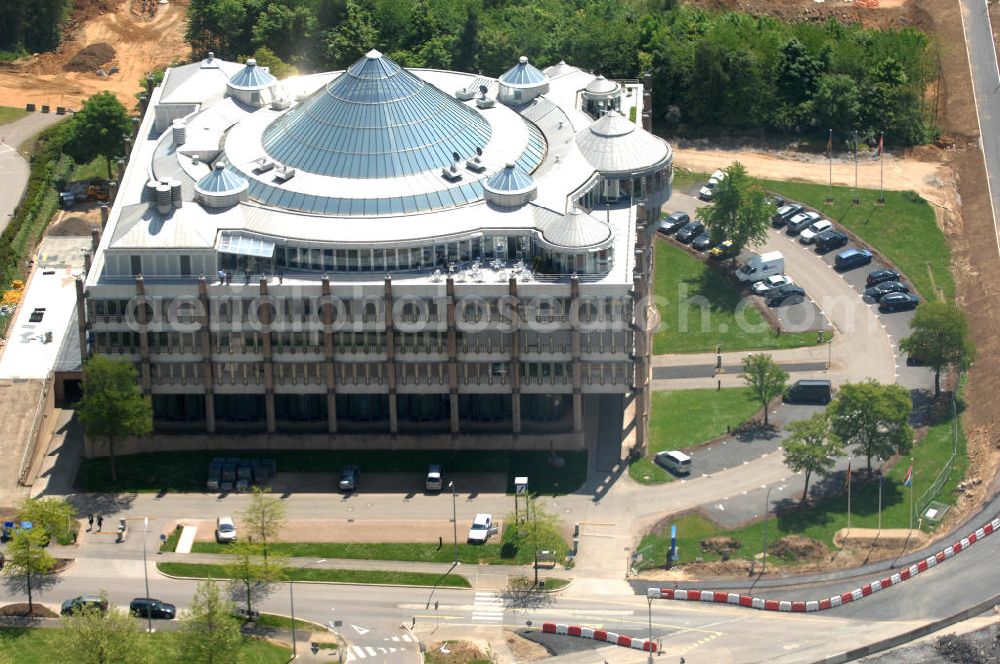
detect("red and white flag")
[871,133,884,161]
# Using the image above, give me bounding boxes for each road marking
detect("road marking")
[364,647,376,656]
[472,592,504,622]
[351,624,370,635]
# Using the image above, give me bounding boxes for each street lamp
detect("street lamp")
[646,594,654,664]
[448,481,458,565]
[760,486,775,576]
[290,559,327,659]
[142,517,152,633]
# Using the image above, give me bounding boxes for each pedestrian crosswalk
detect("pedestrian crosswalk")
[472,591,504,623]
[343,634,415,661]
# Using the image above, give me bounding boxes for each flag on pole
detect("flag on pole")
[871,133,884,161]
[827,129,833,154]
[844,459,852,488]
[903,463,913,487]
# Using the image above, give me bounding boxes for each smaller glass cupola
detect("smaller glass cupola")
[483,163,537,208]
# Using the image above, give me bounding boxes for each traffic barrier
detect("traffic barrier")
[647,513,1000,613]
[540,622,656,652]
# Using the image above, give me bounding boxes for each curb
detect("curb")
[647,515,1000,612]
[154,566,475,591]
[542,622,656,652]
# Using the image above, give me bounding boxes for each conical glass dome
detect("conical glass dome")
[196,162,248,194]
[261,50,493,179]
[229,59,276,89]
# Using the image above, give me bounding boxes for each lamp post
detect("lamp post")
[646,594,654,664]
[142,517,152,633]
[448,481,457,565]
[760,486,775,576]
[290,559,327,659]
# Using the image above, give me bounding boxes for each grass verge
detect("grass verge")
[652,241,821,354]
[0,627,289,663]
[160,526,182,552]
[0,106,29,126]
[77,450,586,495]
[70,154,112,182]
[629,388,761,484]
[761,179,952,301]
[255,613,326,632]
[637,392,967,568]
[157,562,472,588]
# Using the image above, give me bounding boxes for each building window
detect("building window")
[180,255,191,276]
[130,255,142,275]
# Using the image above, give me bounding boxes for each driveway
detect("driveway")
[0,111,67,234]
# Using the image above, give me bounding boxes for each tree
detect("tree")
[506,495,561,586]
[813,73,861,132]
[697,162,775,256]
[828,380,913,474]
[240,486,286,564]
[782,412,842,501]
[225,542,284,619]
[500,575,555,612]
[56,592,151,664]
[900,301,975,396]
[322,0,379,68]
[16,497,77,546]
[179,580,244,664]
[740,353,788,426]
[64,92,131,180]
[77,355,153,483]
[2,527,55,613]
[249,46,296,79]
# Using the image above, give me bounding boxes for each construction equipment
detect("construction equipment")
[2,280,24,306]
[86,181,110,202]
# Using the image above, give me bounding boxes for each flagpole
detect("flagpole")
[847,458,852,532]
[878,131,885,204]
[852,130,859,205]
[827,129,833,204]
[909,459,914,531]
[877,460,882,534]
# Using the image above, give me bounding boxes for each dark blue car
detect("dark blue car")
[834,248,873,271]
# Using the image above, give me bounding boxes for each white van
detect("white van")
[654,450,692,476]
[736,251,785,283]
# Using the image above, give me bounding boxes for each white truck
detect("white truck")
[736,251,785,282]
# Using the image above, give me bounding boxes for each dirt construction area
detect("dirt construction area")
[0,0,190,110]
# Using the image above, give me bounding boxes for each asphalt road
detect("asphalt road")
[0,111,66,234]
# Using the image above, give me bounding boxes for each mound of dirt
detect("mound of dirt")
[64,42,115,72]
[48,216,95,237]
[426,641,488,663]
[700,536,742,555]
[770,535,826,561]
[0,603,59,618]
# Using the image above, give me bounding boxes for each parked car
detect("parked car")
[813,229,849,254]
[751,274,793,295]
[215,516,236,543]
[691,233,713,251]
[864,281,910,300]
[658,211,689,235]
[767,195,786,208]
[61,595,108,616]
[834,248,873,271]
[783,379,833,404]
[766,284,806,307]
[879,292,920,313]
[785,211,821,236]
[708,239,736,259]
[699,170,726,200]
[654,450,692,476]
[339,465,361,492]
[467,513,494,544]
[771,203,803,228]
[799,219,833,244]
[130,598,177,620]
[425,465,443,492]
[866,268,900,287]
[675,221,705,243]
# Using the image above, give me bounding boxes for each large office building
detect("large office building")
[79,50,672,451]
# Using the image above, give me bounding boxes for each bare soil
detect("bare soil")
[0,603,59,618]
[64,42,115,72]
[502,631,552,662]
[687,0,921,29]
[47,214,98,237]
[771,534,827,560]
[425,640,489,664]
[0,0,190,110]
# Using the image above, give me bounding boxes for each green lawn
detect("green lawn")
[157,562,472,588]
[71,154,113,182]
[652,241,821,354]
[0,106,28,126]
[161,526,182,552]
[256,612,326,632]
[668,168,706,194]
[0,627,289,663]
[761,179,953,301]
[637,393,967,568]
[541,577,570,590]
[629,388,761,484]
[77,449,586,495]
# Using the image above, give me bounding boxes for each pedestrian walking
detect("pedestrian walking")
[87,514,94,531]
[225,270,232,285]
[96,515,103,531]
[278,271,283,284]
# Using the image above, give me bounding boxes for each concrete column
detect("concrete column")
[632,274,649,453]
[508,277,521,435]
[384,276,398,434]
[570,275,583,433]
[322,276,338,434]
[134,275,151,394]
[99,204,109,229]
[83,250,92,277]
[197,276,215,433]
[90,226,101,252]
[74,277,88,367]
[446,277,459,435]
[259,278,276,434]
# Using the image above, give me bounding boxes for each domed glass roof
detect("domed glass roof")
[229,59,276,90]
[196,163,248,194]
[500,56,547,87]
[484,163,535,194]
[260,50,493,179]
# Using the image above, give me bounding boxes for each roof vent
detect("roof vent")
[475,84,495,109]
[246,58,257,67]
[273,166,296,183]
[442,151,463,182]
[465,146,487,173]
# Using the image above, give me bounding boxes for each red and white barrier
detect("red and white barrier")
[541,622,656,652]
[648,515,1000,612]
